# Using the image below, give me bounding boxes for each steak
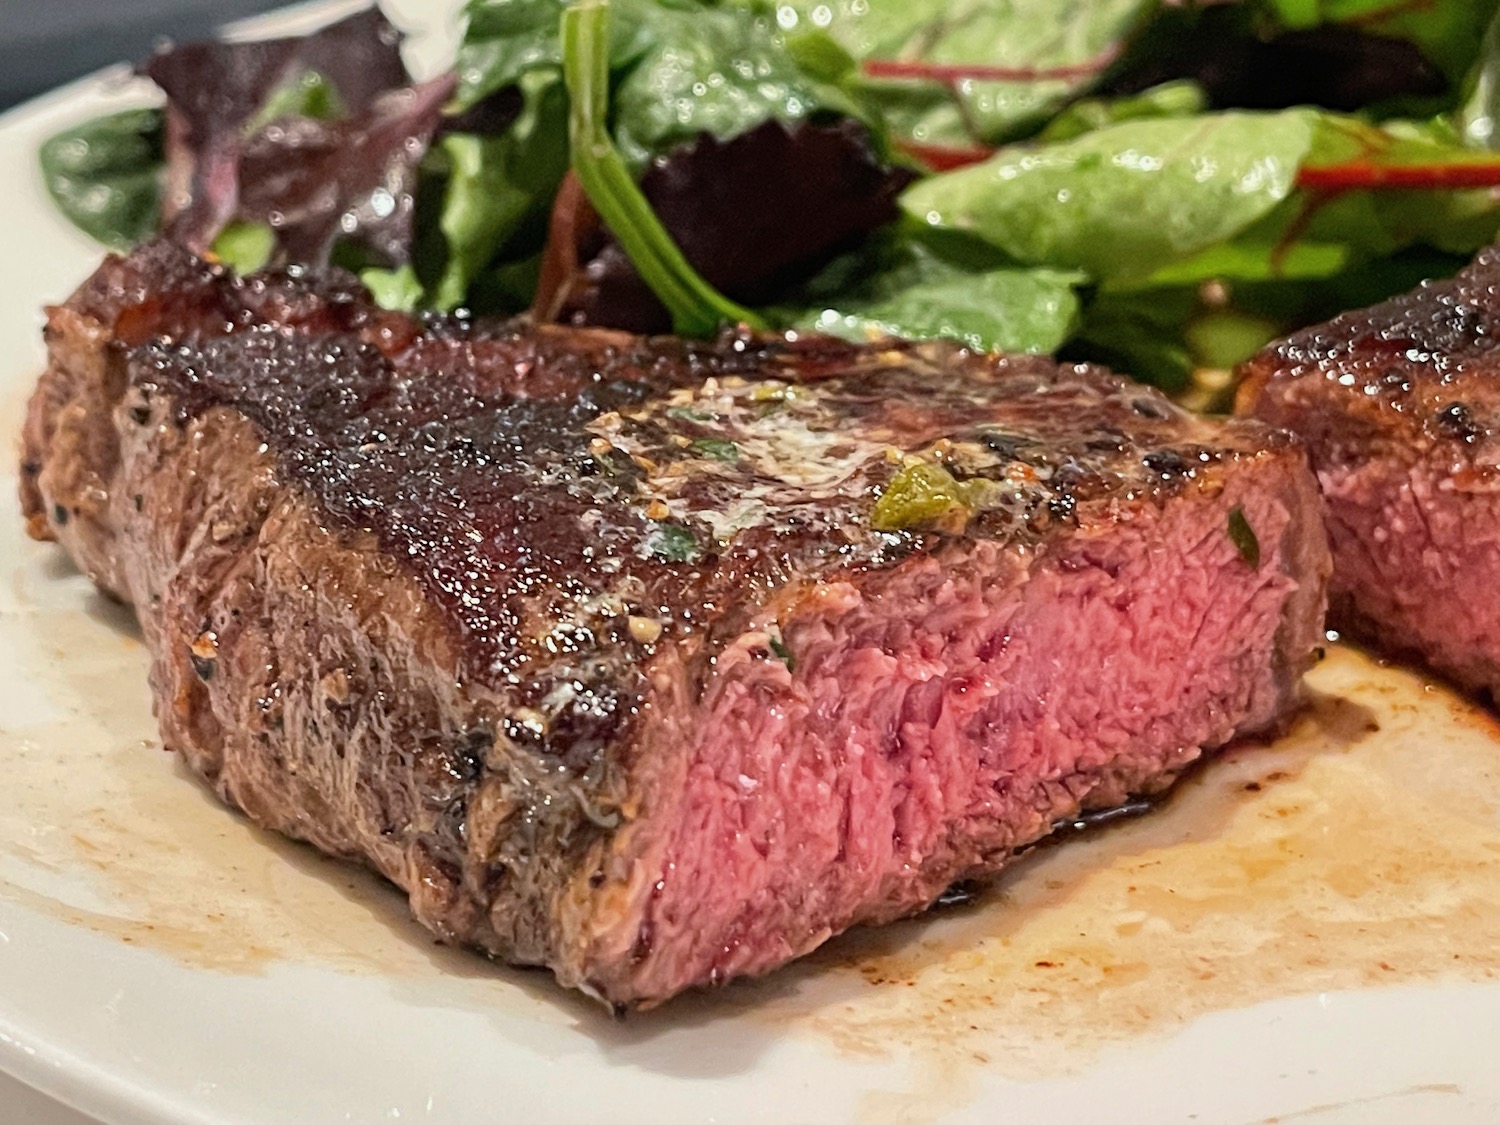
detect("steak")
[1238,245,1500,700]
[22,242,1329,1007]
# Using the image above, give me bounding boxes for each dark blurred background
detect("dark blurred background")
[0,0,288,109]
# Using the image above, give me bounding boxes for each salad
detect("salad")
[37,0,1500,398]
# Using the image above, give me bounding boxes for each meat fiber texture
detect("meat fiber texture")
[1239,245,1500,702]
[22,242,1329,1008]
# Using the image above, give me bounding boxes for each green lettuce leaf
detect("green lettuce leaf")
[611,3,851,166]
[1291,116,1500,255]
[1117,113,1500,290]
[795,269,1080,355]
[459,0,859,165]
[429,75,570,310]
[772,0,1156,146]
[1036,81,1206,144]
[39,108,163,250]
[783,234,1080,354]
[901,111,1316,283]
[1458,5,1500,149]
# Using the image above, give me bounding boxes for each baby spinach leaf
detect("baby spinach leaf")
[774,0,1157,146]
[789,236,1082,354]
[902,111,1316,283]
[39,108,163,250]
[611,2,848,167]
[457,0,571,109]
[1065,288,1200,393]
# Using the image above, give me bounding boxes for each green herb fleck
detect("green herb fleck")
[1227,506,1260,568]
[692,438,739,462]
[750,382,803,404]
[667,406,714,422]
[211,221,276,274]
[871,461,973,533]
[360,264,425,313]
[769,635,796,672]
[649,522,700,562]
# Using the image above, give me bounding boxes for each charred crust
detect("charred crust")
[1435,401,1483,443]
[1046,492,1079,524]
[1143,448,1188,479]
[935,881,984,908]
[452,725,492,782]
[979,431,1031,460]
[1131,396,1174,421]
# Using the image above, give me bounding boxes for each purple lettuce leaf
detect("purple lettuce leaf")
[538,118,915,333]
[144,6,443,267]
[236,74,455,267]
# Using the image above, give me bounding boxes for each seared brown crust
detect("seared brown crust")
[24,243,1329,1005]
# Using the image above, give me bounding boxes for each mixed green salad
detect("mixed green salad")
[37,0,1500,395]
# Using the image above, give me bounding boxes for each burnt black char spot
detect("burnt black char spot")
[1436,402,1483,444]
[1143,449,1188,479]
[935,881,984,908]
[979,431,1032,461]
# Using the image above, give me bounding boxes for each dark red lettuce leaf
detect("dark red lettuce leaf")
[1100,7,1447,113]
[536,119,915,333]
[144,6,441,266]
[237,75,454,267]
[442,87,525,137]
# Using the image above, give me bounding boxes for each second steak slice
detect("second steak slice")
[24,244,1329,1007]
[1239,245,1500,701]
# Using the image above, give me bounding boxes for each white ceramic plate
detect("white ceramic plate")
[4,7,1500,1124]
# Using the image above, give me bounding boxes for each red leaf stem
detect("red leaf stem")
[895,139,997,172]
[1296,161,1500,191]
[862,45,1121,86]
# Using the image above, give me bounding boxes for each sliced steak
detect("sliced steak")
[1239,245,1500,700]
[23,242,1329,1007]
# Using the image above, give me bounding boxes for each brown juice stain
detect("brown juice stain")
[6,480,1500,1110]
[1252,1083,1461,1123]
[722,643,1500,1114]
